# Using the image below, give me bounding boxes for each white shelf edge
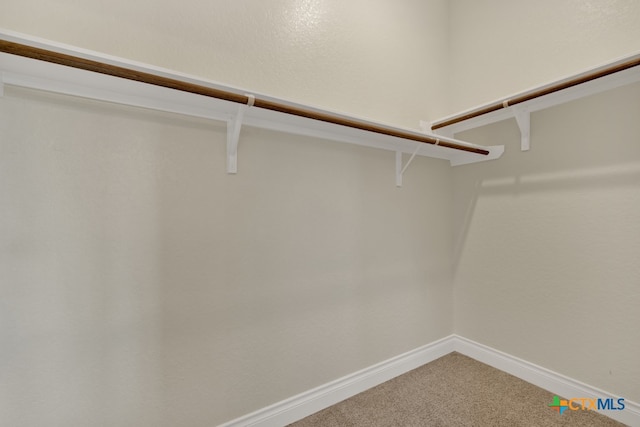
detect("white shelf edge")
[0,29,502,168]
[432,51,640,138]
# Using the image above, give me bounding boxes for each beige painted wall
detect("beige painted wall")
[450,0,640,405]
[1,2,453,425]
[448,0,640,115]
[0,88,453,426]
[452,81,640,403]
[1,0,450,126]
[2,0,640,425]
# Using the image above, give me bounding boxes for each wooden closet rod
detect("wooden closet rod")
[432,56,640,130]
[0,39,489,156]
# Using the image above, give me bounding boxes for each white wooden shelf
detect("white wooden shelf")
[0,29,503,189]
[430,51,640,151]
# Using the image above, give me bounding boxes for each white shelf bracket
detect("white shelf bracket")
[395,145,421,187]
[512,106,530,151]
[226,94,255,174]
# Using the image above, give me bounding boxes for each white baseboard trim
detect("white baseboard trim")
[219,335,639,427]
[218,335,456,427]
[454,335,640,426]
[453,335,640,426]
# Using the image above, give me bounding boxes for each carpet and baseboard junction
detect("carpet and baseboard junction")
[219,336,639,427]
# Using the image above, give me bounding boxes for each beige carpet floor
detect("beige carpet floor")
[288,352,625,426]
